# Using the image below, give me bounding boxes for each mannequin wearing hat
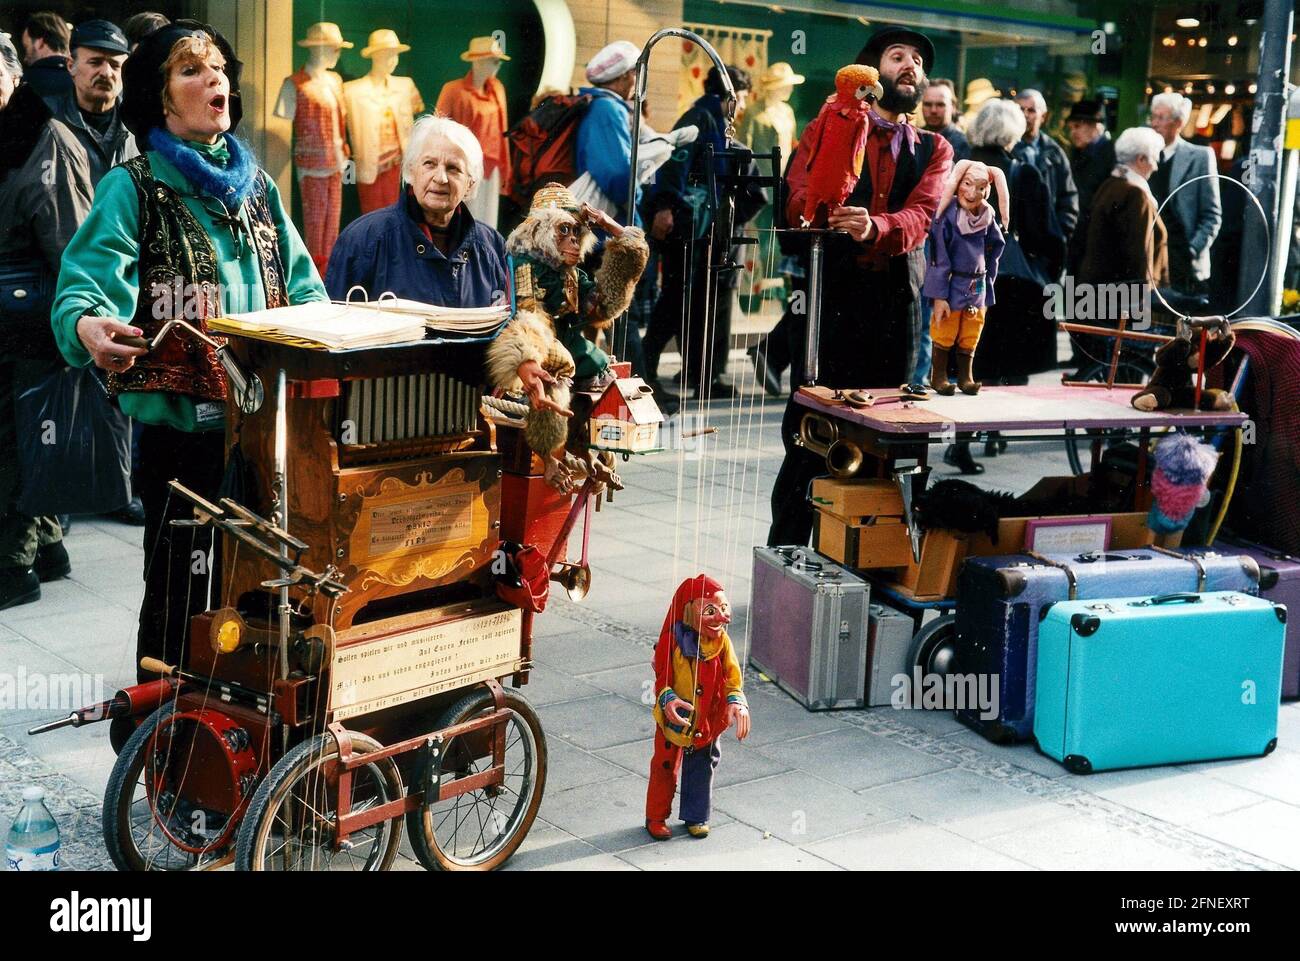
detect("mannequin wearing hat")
[344,29,424,213]
[740,62,804,162]
[436,37,512,229]
[961,78,999,132]
[274,22,352,274]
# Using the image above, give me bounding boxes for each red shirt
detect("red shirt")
[786,113,952,269]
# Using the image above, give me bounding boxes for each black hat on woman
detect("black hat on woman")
[120,19,243,139]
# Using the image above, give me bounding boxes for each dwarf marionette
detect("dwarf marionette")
[922,159,1008,395]
[487,183,649,492]
[645,575,750,841]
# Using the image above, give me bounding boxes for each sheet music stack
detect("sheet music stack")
[209,299,511,350]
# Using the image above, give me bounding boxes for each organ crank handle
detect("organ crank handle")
[113,318,265,415]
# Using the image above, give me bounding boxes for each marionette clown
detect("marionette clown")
[922,159,1008,396]
[487,182,648,493]
[645,575,750,841]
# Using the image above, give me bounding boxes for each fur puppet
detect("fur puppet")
[799,64,883,228]
[1131,319,1236,412]
[487,183,649,492]
[914,479,1018,544]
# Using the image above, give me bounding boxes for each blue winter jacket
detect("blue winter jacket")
[575,86,638,222]
[325,188,509,308]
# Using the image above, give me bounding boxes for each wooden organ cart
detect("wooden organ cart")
[75,326,599,871]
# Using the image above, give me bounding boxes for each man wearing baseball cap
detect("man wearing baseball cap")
[575,40,641,225]
[768,25,953,547]
[0,17,140,605]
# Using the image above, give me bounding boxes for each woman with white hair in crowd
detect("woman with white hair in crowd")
[325,113,508,307]
[0,31,22,110]
[1077,125,1169,299]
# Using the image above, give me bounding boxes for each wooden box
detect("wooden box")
[813,510,913,569]
[810,477,904,520]
[894,529,969,600]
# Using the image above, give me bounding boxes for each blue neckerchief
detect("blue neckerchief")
[147,128,257,211]
[673,620,700,658]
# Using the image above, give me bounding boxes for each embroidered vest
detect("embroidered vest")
[108,153,288,401]
[290,69,346,173]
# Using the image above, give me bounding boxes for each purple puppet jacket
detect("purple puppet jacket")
[922,202,1006,310]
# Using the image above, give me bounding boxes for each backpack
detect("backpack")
[506,93,592,208]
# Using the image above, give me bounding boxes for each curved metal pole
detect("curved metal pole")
[624,28,737,226]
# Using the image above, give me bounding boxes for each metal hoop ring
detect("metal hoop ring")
[1151,171,1269,320]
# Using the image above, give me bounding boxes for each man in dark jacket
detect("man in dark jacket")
[1012,90,1077,270]
[0,19,135,608]
[641,64,766,400]
[1065,99,1116,274]
[19,11,72,106]
[768,26,952,547]
[922,79,969,160]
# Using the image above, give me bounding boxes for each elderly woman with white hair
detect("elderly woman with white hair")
[325,113,508,306]
[1071,126,1170,378]
[969,97,1066,384]
[1078,125,1169,293]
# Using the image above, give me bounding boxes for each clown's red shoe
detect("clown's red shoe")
[645,820,671,841]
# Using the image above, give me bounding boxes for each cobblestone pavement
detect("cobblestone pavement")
[4,361,1299,871]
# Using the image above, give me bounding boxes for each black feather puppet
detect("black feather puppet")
[913,479,1019,544]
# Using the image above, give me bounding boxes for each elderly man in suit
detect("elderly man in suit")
[1147,92,1221,294]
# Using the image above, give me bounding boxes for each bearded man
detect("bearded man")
[767,26,953,547]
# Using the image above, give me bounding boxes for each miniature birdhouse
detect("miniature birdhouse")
[588,378,664,454]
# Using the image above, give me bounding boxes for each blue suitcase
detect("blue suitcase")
[1034,591,1286,773]
[955,549,1260,743]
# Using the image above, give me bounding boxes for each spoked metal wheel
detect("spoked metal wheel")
[1064,356,1156,475]
[102,704,229,871]
[406,687,546,871]
[235,731,403,871]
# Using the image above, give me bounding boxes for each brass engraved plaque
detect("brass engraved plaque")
[330,607,522,720]
[366,490,475,558]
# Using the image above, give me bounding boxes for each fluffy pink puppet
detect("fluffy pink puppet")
[799,64,884,228]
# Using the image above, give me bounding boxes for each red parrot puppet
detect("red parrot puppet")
[799,64,884,228]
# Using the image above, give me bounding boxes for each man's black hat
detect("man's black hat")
[857,26,935,73]
[70,19,130,56]
[1066,99,1107,125]
[121,19,242,139]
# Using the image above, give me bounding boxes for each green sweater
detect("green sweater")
[51,137,328,431]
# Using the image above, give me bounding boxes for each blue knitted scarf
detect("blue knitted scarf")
[148,128,257,210]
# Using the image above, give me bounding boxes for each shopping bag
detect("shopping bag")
[13,364,131,516]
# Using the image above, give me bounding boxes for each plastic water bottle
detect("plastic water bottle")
[5,786,61,871]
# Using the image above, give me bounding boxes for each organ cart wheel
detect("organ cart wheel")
[234,731,403,871]
[406,686,547,871]
[102,704,224,871]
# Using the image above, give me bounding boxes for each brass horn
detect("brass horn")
[796,413,866,479]
[551,562,592,602]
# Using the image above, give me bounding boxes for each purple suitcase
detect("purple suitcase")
[955,548,1261,743]
[1185,539,1300,700]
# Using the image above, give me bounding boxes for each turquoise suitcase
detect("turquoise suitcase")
[1035,592,1286,773]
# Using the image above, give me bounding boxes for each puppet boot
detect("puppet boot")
[645,819,672,841]
[956,351,981,395]
[931,344,956,396]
